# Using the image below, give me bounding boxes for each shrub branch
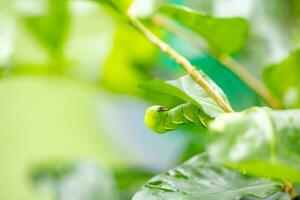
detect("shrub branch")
[128,12,298,199]
[152,15,282,109]
[283,182,297,199]
[218,54,282,109]
[129,16,233,113]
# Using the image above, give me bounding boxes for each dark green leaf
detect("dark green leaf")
[133,153,282,200]
[159,5,249,54]
[208,107,300,183]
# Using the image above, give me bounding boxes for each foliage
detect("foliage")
[31,162,153,200]
[133,153,282,200]
[263,50,300,108]
[191,56,261,111]
[101,22,157,94]
[129,2,300,200]
[1,0,300,200]
[141,71,230,118]
[208,107,300,183]
[24,0,70,56]
[158,5,249,54]
[142,70,229,133]
[32,162,116,200]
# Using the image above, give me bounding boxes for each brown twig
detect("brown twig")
[283,182,297,199]
[133,13,298,199]
[152,15,282,109]
[129,16,233,113]
[218,54,282,109]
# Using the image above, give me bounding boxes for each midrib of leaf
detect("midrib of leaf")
[177,77,225,114]
[129,16,233,113]
[202,182,279,197]
[263,110,277,163]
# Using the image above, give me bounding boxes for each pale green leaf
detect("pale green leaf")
[133,153,282,200]
[31,162,117,200]
[140,71,230,118]
[25,0,70,55]
[94,0,133,13]
[208,107,300,183]
[263,50,300,108]
[159,5,249,54]
[101,22,157,95]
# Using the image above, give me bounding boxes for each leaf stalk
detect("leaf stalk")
[152,15,282,109]
[129,16,233,113]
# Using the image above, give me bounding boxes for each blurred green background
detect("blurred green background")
[0,0,300,199]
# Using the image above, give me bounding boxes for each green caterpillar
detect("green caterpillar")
[144,103,212,133]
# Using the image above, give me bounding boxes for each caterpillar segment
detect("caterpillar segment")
[144,103,211,134]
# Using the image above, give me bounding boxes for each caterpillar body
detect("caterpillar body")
[144,103,212,133]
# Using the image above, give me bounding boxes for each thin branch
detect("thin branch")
[152,15,282,109]
[283,182,297,199]
[152,14,298,198]
[129,16,233,113]
[217,54,282,109]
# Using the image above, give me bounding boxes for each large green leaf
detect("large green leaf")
[141,71,230,118]
[133,153,282,200]
[263,50,300,108]
[158,5,249,54]
[208,107,300,183]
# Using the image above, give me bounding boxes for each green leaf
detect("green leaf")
[208,107,300,183]
[94,0,133,13]
[140,71,230,118]
[133,153,282,200]
[31,161,117,200]
[101,22,157,95]
[114,168,154,200]
[31,162,155,200]
[192,56,261,111]
[159,5,249,54]
[263,50,300,108]
[25,0,70,55]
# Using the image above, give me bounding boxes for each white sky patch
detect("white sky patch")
[128,0,155,17]
[0,15,15,66]
[213,0,253,18]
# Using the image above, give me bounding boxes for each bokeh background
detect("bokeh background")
[0,0,299,199]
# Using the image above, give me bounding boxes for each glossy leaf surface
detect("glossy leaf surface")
[133,153,282,200]
[208,107,300,183]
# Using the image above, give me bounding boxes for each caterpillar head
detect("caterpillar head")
[144,105,168,133]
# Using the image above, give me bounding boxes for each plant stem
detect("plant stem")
[129,16,233,113]
[218,54,282,109]
[136,14,299,199]
[152,15,282,109]
[283,182,297,199]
